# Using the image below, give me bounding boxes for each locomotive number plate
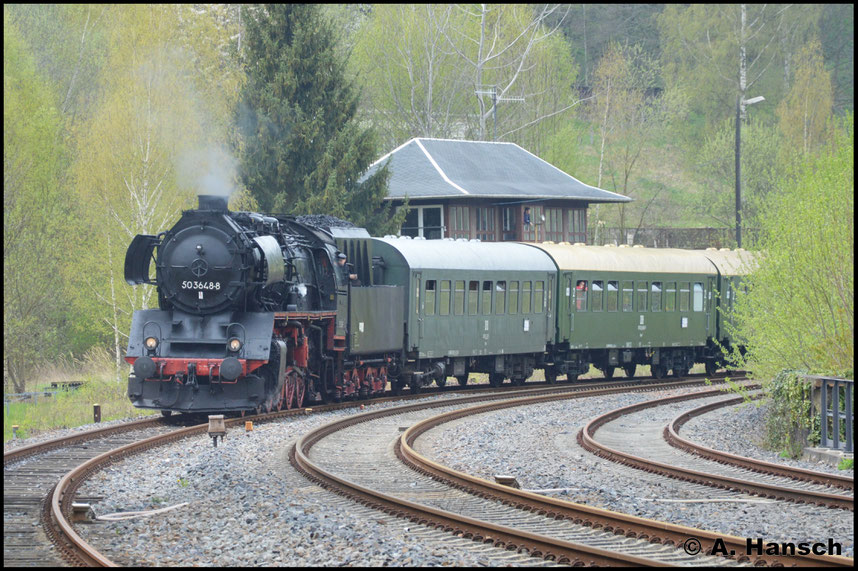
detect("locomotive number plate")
[181,280,221,290]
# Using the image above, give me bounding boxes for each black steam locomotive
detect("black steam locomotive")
[124,195,363,413]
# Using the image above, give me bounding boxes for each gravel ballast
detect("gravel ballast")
[14,384,854,565]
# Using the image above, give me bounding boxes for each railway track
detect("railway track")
[4,375,700,566]
[293,378,851,567]
[578,388,854,511]
[666,396,854,493]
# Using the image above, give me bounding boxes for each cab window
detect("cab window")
[425,280,436,315]
[468,281,478,315]
[622,281,634,312]
[636,282,648,312]
[665,282,676,312]
[607,281,619,312]
[679,282,690,312]
[509,281,519,314]
[522,281,532,313]
[693,282,704,312]
[650,282,662,312]
[591,281,604,312]
[454,280,465,315]
[439,280,451,315]
[495,281,506,314]
[482,281,492,315]
[575,280,588,311]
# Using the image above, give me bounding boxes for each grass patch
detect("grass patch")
[4,346,156,442]
[838,458,853,471]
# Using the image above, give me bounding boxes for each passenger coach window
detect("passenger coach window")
[534,281,544,313]
[425,280,436,315]
[574,280,588,311]
[636,282,648,312]
[522,281,532,313]
[665,282,676,312]
[679,282,690,312]
[482,281,492,315]
[591,281,603,311]
[650,282,662,312]
[509,281,519,314]
[468,281,478,315]
[693,283,704,312]
[607,281,619,312]
[440,280,451,315]
[455,281,465,315]
[622,281,634,312]
[495,281,506,314]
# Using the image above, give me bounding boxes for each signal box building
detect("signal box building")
[362,138,630,243]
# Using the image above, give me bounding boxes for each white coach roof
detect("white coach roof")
[530,243,720,275]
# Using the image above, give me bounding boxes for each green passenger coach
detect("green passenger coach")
[339,237,557,390]
[529,243,751,382]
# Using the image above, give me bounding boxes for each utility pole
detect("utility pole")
[475,86,525,141]
[734,94,765,248]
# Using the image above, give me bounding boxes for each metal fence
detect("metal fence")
[589,227,760,249]
[807,376,854,453]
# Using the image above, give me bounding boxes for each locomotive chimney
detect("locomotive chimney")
[198,194,229,211]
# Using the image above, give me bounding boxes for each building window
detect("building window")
[501,207,517,241]
[449,206,470,239]
[399,205,444,239]
[567,208,587,243]
[522,206,542,241]
[545,208,563,242]
[475,207,495,241]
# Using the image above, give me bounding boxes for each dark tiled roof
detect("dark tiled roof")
[363,138,631,203]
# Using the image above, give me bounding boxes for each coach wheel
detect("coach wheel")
[489,373,504,387]
[672,366,688,378]
[623,364,636,379]
[544,367,558,384]
[435,375,447,388]
[705,359,718,376]
[511,376,526,386]
[456,375,468,387]
[601,366,615,380]
[161,410,173,418]
[652,364,668,379]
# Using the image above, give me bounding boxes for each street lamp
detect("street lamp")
[735,95,765,248]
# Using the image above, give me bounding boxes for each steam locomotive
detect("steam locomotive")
[124,195,752,415]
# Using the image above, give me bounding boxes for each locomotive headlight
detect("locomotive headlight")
[144,337,159,350]
[227,337,242,352]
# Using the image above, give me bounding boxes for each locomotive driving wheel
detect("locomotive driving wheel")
[293,370,306,408]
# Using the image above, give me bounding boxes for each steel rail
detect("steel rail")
[291,379,750,566]
[578,388,854,511]
[400,386,854,567]
[666,396,854,491]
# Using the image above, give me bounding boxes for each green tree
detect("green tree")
[67,5,242,377]
[3,11,70,392]
[776,39,834,157]
[728,114,853,379]
[236,4,401,235]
